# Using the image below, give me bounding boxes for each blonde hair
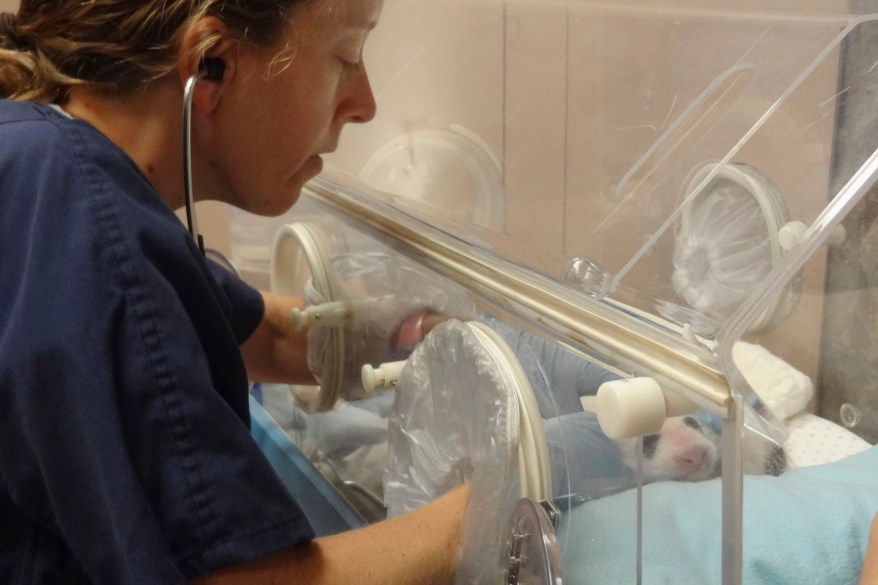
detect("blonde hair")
[0,0,308,103]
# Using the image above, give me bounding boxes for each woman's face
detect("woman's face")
[203,0,382,215]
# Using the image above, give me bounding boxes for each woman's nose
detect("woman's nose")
[340,66,377,125]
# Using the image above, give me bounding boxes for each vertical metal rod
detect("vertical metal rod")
[721,402,744,585]
[636,437,643,585]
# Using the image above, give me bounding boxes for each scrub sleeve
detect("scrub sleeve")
[0,100,314,585]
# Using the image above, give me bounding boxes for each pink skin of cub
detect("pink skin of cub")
[617,415,720,483]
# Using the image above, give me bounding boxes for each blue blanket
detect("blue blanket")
[559,446,878,584]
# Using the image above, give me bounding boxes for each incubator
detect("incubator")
[235,1,878,583]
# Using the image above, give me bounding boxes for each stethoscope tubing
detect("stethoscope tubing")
[182,72,205,254]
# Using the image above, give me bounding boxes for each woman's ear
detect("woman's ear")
[177,16,239,115]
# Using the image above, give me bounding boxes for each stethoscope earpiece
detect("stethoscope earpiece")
[199,57,225,82]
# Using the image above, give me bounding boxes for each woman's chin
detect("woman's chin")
[231,159,324,216]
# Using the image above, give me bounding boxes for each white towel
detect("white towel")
[733,341,814,421]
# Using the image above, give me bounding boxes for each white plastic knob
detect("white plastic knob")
[290,299,374,331]
[291,301,350,331]
[596,378,666,440]
[828,224,847,247]
[778,220,846,251]
[778,221,807,251]
[595,377,698,440]
[361,360,407,393]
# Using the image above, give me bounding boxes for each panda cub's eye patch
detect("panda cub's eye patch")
[683,416,702,431]
[642,433,659,458]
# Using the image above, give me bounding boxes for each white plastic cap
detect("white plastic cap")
[778,221,808,251]
[595,377,699,440]
[779,220,847,251]
[361,360,408,393]
[596,377,667,440]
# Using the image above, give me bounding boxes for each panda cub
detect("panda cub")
[615,415,786,484]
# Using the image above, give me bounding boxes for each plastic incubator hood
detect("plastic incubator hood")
[242,1,878,584]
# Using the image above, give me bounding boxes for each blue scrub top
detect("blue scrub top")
[0,100,314,584]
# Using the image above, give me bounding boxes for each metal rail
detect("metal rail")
[305,172,734,417]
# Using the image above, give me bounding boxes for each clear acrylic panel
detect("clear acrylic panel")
[236,1,878,584]
[328,0,878,342]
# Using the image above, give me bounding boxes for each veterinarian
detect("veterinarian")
[0,1,468,583]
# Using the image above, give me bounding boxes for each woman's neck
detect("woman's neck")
[62,82,186,210]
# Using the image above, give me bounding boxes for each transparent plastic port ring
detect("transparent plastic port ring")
[358,126,506,231]
[671,162,797,334]
[271,222,347,413]
[385,319,552,585]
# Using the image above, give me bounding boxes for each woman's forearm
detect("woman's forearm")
[861,513,878,585]
[240,291,315,385]
[195,484,469,585]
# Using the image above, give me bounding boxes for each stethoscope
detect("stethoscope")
[182,57,225,255]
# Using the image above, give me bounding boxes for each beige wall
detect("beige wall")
[175,203,232,258]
